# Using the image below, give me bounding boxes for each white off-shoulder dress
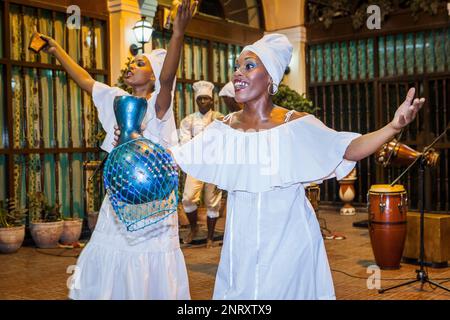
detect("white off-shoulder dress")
[69,82,190,300]
[170,112,361,300]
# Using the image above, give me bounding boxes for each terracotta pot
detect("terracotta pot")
[87,211,99,233]
[30,220,64,248]
[0,225,25,253]
[60,218,83,245]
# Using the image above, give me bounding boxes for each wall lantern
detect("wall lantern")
[130,16,153,56]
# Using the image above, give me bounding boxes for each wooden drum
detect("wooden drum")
[368,184,408,270]
[375,139,439,167]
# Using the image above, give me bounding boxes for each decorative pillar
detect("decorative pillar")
[107,0,158,85]
[338,168,358,216]
[261,0,307,94]
[269,26,307,94]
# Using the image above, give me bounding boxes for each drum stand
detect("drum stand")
[379,125,450,294]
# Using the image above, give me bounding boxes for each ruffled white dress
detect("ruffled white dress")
[69,82,190,300]
[170,113,361,299]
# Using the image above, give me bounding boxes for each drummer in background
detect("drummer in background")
[219,81,242,113]
[180,80,224,248]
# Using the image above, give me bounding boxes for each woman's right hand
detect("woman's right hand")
[39,34,60,55]
[112,125,121,147]
[112,123,146,147]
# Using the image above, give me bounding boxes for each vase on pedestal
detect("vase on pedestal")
[338,168,357,216]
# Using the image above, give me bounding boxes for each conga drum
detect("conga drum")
[368,184,408,270]
[375,139,439,167]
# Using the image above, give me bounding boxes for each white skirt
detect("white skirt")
[68,197,190,300]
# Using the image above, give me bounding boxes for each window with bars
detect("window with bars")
[0,1,108,221]
[308,27,450,212]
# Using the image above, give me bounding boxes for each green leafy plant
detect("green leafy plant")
[0,199,28,228]
[95,127,107,143]
[272,84,318,114]
[115,56,133,94]
[409,0,442,18]
[28,192,62,223]
[308,0,446,30]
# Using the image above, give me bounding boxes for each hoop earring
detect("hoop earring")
[268,82,278,96]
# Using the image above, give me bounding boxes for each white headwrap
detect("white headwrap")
[242,33,293,86]
[193,80,214,100]
[142,49,167,93]
[219,81,235,98]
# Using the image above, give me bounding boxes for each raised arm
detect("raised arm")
[155,0,197,119]
[344,88,425,161]
[40,34,95,94]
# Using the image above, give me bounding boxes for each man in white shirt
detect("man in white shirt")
[180,81,223,248]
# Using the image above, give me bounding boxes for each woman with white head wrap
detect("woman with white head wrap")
[40,0,198,300]
[169,33,425,299]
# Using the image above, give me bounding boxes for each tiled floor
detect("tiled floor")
[1,209,450,300]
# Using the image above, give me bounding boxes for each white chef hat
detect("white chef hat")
[142,49,167,93]
[193,80,214,100]
[219,81,235,98]
[242,33,293,86]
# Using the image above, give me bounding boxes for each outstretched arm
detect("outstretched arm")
[155,0,197,119]
[344,88,425,161]
[40,34,95,94]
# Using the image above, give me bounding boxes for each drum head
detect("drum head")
[369,184,405,193]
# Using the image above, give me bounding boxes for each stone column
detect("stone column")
[271,26,307,94]
[107,0,158,85]
[261,0,307,94]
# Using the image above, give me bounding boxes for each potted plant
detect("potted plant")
[83,159,105,233]
[28,192,64,248]
[272,84,318,114]
[0,199,28,253]
[60,215,83,245]
[115,56,133,94]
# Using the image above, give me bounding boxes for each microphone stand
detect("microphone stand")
[379,124,450,294]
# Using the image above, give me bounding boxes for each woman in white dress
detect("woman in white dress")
[117,34,425,299]
[41,0,197,300]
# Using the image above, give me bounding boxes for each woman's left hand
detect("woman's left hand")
[389,88,425,132]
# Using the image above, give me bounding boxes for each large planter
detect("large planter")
[60,218,83,245]
[30,220,64,248]
[0,225,25,253]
